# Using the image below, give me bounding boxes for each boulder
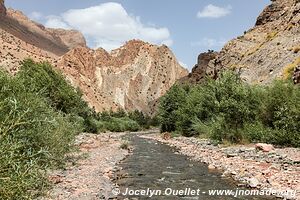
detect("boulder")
[162,132,171,140]
[248,177,260,188]
[255,143,274,152]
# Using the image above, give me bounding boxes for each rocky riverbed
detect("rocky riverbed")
[141,134,300,200]
[39,132,130,200]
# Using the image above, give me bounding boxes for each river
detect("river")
[115,133,273,200]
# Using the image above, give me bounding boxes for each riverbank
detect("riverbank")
[39,132,130,200]
[141,134,300,200]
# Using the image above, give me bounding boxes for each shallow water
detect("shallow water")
[116,133,272,200]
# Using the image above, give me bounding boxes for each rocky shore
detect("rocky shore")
[40,132,130,200]
[141,134,300,200]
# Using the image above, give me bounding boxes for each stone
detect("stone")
[255,143,274,152]
[208,164,216,170]
[248,177,260,188]
[162,132,171,140]
[226,153,238,158]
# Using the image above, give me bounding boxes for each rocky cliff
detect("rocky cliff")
[179,51,219,84]
[56,40,188,114]
[185,0,300,84]
[0,1,187,114]
[0,0,6,16]
[0,4,86,57]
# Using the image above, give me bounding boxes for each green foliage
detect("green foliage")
[0,70,76,199]
[128,110,152,129]
[103,117,140,132]
[16,59,97,132]
[158,84,188,133]
[0,60,154,199]
[158,70,300,147]
[259,80,300,146]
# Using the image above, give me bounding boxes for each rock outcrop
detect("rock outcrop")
[0,0,188,114]
[0,3,86,57]
[217,0,300,84]
[185,0,300,84]
[57,40,188,114]
[0,0,6,16]
[180,51,219,84]
[45,28,86,49]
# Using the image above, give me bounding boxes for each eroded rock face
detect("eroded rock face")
[0,0,6,16]
[180,51,219,84]
[208,0,300,84]
[0,3,187,114]
[0,6,86,57]
[57,40,188,114]
[47,28,86,49]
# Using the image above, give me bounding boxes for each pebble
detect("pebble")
[141,133,300,200]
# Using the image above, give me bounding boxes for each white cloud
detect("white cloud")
[43,2,172,50]
[45,15,71,29]
[29,11,43,21]
[191,38,227,48]
[197,4,232,18]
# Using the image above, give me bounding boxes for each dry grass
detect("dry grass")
[283,57,300,80]
[241,31,278,58]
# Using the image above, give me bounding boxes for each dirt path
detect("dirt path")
[40,132,129,200]
[141,134,300,200]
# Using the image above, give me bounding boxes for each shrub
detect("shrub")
[17,59,95,132]
[104,117,140,132]
[128,110,152,129]
[260,80,300,147]
[158,70,300,147]
[0,70,76,199]
[158,84,189,132]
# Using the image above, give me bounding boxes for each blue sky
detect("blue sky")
[6,0,270,70]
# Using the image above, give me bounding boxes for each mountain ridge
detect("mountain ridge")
[183,0,300,85]
[0,1,188,114]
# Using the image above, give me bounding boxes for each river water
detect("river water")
[115,133,273,200]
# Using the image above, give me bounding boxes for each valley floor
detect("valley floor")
[39,131,299,200]
[141,134,300,200]
[39,132,129,200]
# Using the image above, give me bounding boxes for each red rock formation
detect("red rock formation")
[205,0,300,84]
[180,51,219,84]
[57,40,188,114]
[47,28,87,49]
[0,3,188,114]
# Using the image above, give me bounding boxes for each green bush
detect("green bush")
[17,59,96,132]
[158,84,188,132]
[158,70,300,147]
[128,110,152,129]
[104,117,140,132]
[0,59,150,199]
[0,70,76,199]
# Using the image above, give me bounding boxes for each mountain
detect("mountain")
[0,0,188,114]
[184,0,300,84]
[56,40,188,114]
